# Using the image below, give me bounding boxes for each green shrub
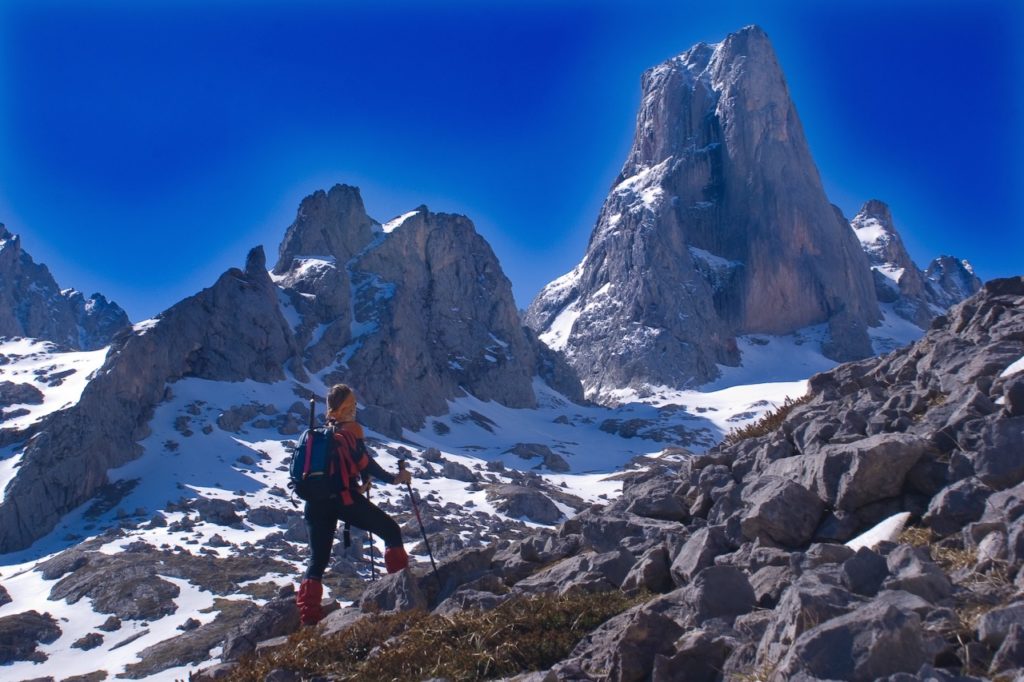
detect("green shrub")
[723,394,811,446]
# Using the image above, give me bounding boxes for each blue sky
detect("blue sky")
[1,0,1021,321]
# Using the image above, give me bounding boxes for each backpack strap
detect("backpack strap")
[333,428,359,505]
[302,428,315,478]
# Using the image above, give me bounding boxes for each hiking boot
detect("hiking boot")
[384,546,409,573]
[296,578,324,626]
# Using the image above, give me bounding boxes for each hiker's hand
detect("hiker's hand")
[394,467,412,485]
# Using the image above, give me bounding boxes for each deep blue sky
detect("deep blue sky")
[1,0,1021,321]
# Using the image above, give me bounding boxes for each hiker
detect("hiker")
[297,383,412,625]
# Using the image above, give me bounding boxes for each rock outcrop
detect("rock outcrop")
[0,225,129,349]
[271,184,582,429]
[850,200,981,328]
[527,25,881,398]
[0,610,61,663]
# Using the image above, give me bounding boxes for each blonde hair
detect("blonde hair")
[327,384,357,422]
[328,384,353,412]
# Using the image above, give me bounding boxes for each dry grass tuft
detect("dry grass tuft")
[897,526,931,548]
[226,591,642,682]
[899,526,976,573]
[723,394,812,446]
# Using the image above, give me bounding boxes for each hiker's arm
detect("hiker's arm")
[357,440,397,484]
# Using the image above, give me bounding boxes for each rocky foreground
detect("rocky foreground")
[193,276,1024,681]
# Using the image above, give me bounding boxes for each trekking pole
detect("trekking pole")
[399,460,441,587]
[366,535,377,581]
[365,484,377,581]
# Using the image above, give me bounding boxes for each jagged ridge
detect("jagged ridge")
[0,225,129,350]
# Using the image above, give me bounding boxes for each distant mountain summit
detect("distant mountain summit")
[850,200,981,327]
[925,255,983,310]
[0,224,129,349]
[527,26,977,400]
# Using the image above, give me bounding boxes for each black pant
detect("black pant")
[303,492,403,580]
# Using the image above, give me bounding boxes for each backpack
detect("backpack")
[288,399,358,502]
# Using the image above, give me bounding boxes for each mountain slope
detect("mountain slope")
[0,328,808,680]
[0,185,585,554]
[0,247,300,553]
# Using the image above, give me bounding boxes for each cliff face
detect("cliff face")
[527,26,882,399]
[271,185,581,430]
[0,225,129,350]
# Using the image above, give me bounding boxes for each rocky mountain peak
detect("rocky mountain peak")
[851,200,910,270]
[849,201,981,328]
[272,184,379,275]
[0,224,130,350]
[245,245,269,278]
[528,26,880,399]
[858,199,895,224]
[926,255,982,309]
[270,189,581,428]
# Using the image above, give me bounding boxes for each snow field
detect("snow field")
[0,338,109,432]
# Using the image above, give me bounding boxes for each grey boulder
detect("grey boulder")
[775,600,927,681]
[740,475,823,547]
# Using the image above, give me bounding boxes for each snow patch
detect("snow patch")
[382,211,419,234]
[705,324,835,390]
[688,246,741,271]
[1001,355,1024,378]
[0,338,110,432]
[133,319,160,335]
[846,512,911,551]
[873,264,904,285]
[851,215,891,252]
[603,380,808,438]
[538,299,581,353]
[269,256,337,282]
[613,159,671,206]
[276,287,302,333]
[869,303,925,356]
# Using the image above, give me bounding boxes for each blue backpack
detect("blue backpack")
[288,399,356,502]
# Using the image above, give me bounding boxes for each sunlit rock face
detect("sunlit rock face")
[527,25,882,399]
